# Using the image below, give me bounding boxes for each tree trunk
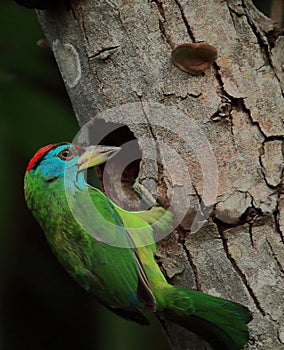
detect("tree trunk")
[37,0,284,349]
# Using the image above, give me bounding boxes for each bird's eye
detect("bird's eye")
[58,148,75,161]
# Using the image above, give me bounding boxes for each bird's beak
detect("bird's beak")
[77,145,121,172]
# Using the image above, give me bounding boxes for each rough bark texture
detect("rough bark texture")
[37,0,283,349]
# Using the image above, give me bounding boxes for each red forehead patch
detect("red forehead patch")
[26,144,57,172]
[26,143,82,172]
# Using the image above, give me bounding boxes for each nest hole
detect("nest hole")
[86,119,142,208]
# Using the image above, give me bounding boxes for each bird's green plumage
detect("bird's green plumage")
[25,170,153,323]
[24,143,252,349]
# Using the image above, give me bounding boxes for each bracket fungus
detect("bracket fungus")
[172,42,218,74]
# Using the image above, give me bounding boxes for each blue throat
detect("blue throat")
[32,164,88,192]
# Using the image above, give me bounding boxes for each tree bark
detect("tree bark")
[37,0,284,349]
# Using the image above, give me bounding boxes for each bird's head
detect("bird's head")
[25,142,120,188]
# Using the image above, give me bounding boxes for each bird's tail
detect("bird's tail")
[159,285,252,350]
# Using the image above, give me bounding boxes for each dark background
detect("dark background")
[0,1,280,349]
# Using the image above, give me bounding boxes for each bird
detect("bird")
[24,142,252,350]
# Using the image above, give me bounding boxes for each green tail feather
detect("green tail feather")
[116,205,251,349]
[161,286,252,350]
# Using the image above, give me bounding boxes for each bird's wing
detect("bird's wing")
[79,187,156,311]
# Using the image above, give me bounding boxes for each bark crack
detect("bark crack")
[240,195,264,248]
[161,92,202,100]
[151,0,175,49]
[228,2,271,65]
[266,238,284,273]
[274,205,284,244]
[228,1,283,88]
[241,0,284,88]
[212,64,239,144]
[151,0,165,19]
[89,45,120,60]
[259,140,283,190]
[239,97,267,139]
[180,236,202,291]
[138,97,169,207]
[274,162,284,244]
[226,4,239,33]
[173,0,195,42]
[248,222,257,248]
[70,3,90,46]
[217,223,266,316]
[158,19,175,49]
